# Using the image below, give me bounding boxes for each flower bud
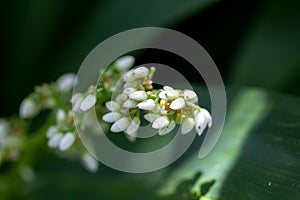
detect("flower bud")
[56,109,66,123]
[56,73,76,92]
[181,117,195,134]
[137,99,155,110]
[152,116,169,129]
[82,153,99,172]
[170,98,185,110]
[59,132,75,151]
[123,99,137,108]
[129,91,147,101]
[47,133,63,148]
[105,100,120,111]
[80,95,96,112]
[134,66,149,78]
[102,112,121,123]
[19,99,38,119]
[115,56,135,71]
[110,117,130,132]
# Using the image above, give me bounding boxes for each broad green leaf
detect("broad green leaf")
[158,87,300,199]
[229,0,300,94]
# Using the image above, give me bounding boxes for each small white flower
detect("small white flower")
[170,98,185,110]
[158,120,176,136]
[82,153,99,172]
[134,66,149,78]
[181,117,195,134]
[115,56,135,71]
[123,87,136,95]
[122,99,137,108]
[152,116,169,129]
[115,93,128,104]
[137,99,155,110]
[183,90,198,104]
[194,111,207,136]
[110,117,130,132]
[19,99,38,119]
[56,73,76,92]
[72,95,84,112]
[129,91,147,101]
[123,70,137,82]
[47,133,63,148]
[144,113,161,122]
[0,119,10,138]
[125,117,140,136]
[102,112,121,123]
[56,109,66,123]
[59,132,75,151]
[201,108,213,128]
[80,94,96,112]
[105,100,120,111]
[123,80,138,89]
[46,126,58,138]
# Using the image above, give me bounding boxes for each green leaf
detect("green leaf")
[229,0,300,94]
[158,87,300,199]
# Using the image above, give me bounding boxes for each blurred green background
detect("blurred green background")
[1,0,300,199]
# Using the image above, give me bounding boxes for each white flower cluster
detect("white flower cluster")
[102,66,212,139]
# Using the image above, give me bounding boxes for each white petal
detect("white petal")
[115,93,128,104]
[123,87,136,95]
[163,86,174,91]
[47,133,63,148]
[194,112,207,136]
[56,109,66,123]
[170,98,185,110]
[134,66,149,78]
[137,99,155,110]
[129,91,147,101]
[152,116,169,129]
[71,93,82,104]
[158,120,176,136]
[181,117,195,134]
[165,90,179,100]
[201,108,213,128]
[102,112,121,123]
[123,70,137,81]
[110,117,130,132]
[105,100,120,111]
[59,132,75,151]
[80,95,96,111]
[82,153,99,172]
[19,99,37,118]
[158,91,168,99]
[183,90,197,100]
[115,56,135,70]
[56,73,76,92]
[123,81,138,89]
[144,113,161,122]
[125,117,140,136]
[123,99,137,108]
[72,95,84,112]
[46,126,57,138]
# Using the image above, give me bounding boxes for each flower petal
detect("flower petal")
[80,95,96,111]
[105,100,120,111]
[123,99,137,108]
[115,56,135,71]
[59,132,75,151]
[137,99,156,110]
[170,98,185,110]
[144,113,161,122]
[152,116,169,129]
[110,117,130,132]
[129,91,147,101]
[102,112,121,123]
[158,120,176,136]
[181,117,195,134]
[134,66,149,78]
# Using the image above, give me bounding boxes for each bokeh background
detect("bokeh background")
[1,0,300,199]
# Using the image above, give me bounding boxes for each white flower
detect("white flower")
[110,117,130,132]
[56,109,66,123]
[158,120,176,136]
[129,91,147,101]
[137,99,155,110]
[115,93,128,104]
[194,110,210,136]
[181,117,195,134]
[19,99,38,119]
[46,126,58,138]
[152,116,169,129]
[59,132,75,151]
[72,95,84,112]
[81,153,99,172]
[183,89,198,104]
[80,94,96,112]
[125,117,140,136]
[123,99,137,108]
[144,113,161,122]
[56,73,76,92]
[0,119,9,138]
[102,112,121,123]
[105,100,120,111]
[134,66,149,78]
[170,98,185,110]
[123,87,136,95]
[115,56,135,71]
[123,70,137,82]
[123,81,138,89]
[47,133,63,148]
